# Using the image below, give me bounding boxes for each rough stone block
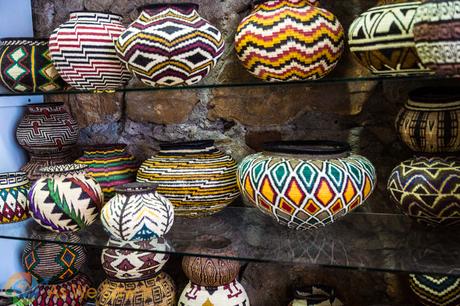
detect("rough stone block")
[126,90,200,125]
[46,93,123,127]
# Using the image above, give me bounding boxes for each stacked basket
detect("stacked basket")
[22,233,92,305]
[178,235,250,305]
[387,87,460,305]
[98,182,176,305]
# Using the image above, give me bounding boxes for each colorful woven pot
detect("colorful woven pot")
[0,172,29,224]
[182,235,240,287]
[234,0,344,81]
[32,273,91,306]
[349,2,430,76]
[22,232,87,284]
[396,87,460,153]
[178,280,250,306]
[387,156,460,226]
[414,0,460,77]
[0,38,65,93]
[75,144,138,200]
[16,103,78,155]
[115,3,224,87]
[49,11,131,91]
[288,286,343,306]
[28,164,103,232]
[409,274,460,306]
[101,237,170,281]
[137,140,239,217]
[16,102,79,181]
[237,141,377,230]
[97,272,176,306]
[101,183,174,241]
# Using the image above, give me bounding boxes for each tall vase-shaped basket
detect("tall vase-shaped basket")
[179,235,249,305]
[16,103,79,182]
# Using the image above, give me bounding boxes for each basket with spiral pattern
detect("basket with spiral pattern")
[49,11,131,90]
[137,140,239,218]
[28,164,103,232]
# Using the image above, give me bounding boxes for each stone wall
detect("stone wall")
[31,0,450,305]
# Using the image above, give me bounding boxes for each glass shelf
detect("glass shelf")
[1,205,459,277]
[0,74,453,97]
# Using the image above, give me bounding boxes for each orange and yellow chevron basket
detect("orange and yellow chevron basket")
[235,0,344,82]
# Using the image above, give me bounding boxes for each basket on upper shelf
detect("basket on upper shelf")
[115,3,225,87]
[413,0,460,77]
[348,1,432,76]
[49,11,132,91]
[0,38,67,93]
[235,0,345,82]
